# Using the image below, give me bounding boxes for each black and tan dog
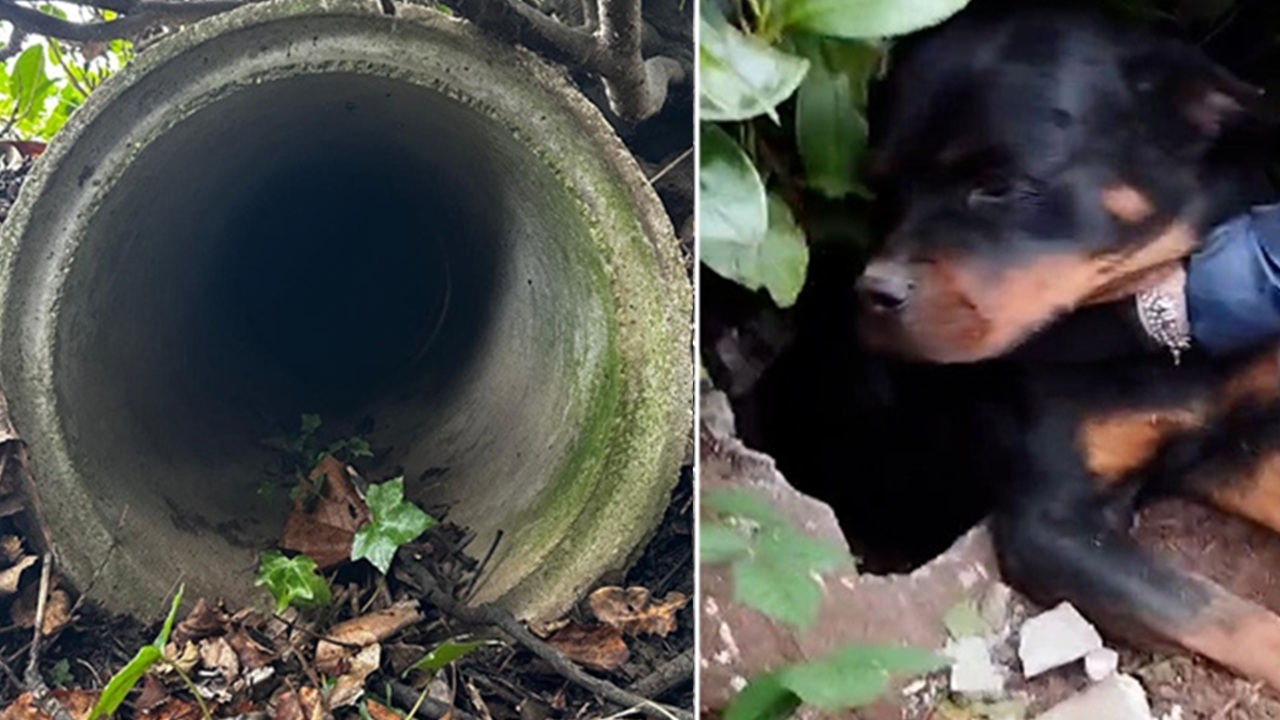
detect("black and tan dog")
[855,2,1280,691]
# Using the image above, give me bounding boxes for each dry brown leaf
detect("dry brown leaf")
[0,553,35,596]
[137,697,205,720]
[40,588,71,635]
[588,586,689,638]
[226,626,274,670]
[79,41,107,60]
[10,584,70,635]
[199,635,241,683]
[365,700,402,720]
[162,640,201,676]
[280,456,370,569]
[329,642,380,708]
[134,674,172,713]
[172,597,230,646]
[0,689,99,720]
[526,617,570,638]
[315,600,421,672]
[271,686,328,720]
[545,622,629,671]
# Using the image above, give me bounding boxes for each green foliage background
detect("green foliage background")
[0,6,132,142]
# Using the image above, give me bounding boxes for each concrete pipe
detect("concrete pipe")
[0,0,691,622]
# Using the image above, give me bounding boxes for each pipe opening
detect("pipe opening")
[51,72,609,585]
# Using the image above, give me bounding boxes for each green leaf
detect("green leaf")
[701,190,809,308]
[700,522,753,564]
[775,645,950,710]
[779,0,973,40]
[699,0,810,122]
[758,525,849,575]
[699,123,767,257]
[351,476,437,574]
[10,45,53,122]
[86,584,185,720]
[87,645,163,720]
[300,413,322,435]
[48,659,72,688]
[153,583,184,649]
[732,550,824,628]
[702,487,787,526]
[409,638,499,675]
[794,37,879,198]
[255,551,332,614]
[723,672,803,720]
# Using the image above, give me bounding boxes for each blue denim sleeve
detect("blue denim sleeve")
[1185,202,1280,356]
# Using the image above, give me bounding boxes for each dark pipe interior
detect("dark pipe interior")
[53,72,582,556]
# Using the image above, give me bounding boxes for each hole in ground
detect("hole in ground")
[703,246,995,574]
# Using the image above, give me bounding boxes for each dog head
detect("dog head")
[856,5,1268,363]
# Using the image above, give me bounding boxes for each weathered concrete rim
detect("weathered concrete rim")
[0,0,692,622]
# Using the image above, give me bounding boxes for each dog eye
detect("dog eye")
[968,174,1039,208]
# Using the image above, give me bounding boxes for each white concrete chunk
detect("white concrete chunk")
[1018,602,1104,678]
[945,636,1005,696]
[1085,646,1119,681]
[1033,674,1153,720]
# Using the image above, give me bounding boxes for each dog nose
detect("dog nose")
[857,261,914,312]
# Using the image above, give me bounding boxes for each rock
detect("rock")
[1084,647,1119,681]
[1033,674,1153,720]
[945,636,1006,696]
[1018,602,1104,678]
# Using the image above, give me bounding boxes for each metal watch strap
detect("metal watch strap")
[1135,270,1192,364]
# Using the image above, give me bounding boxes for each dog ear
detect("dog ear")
[1122,43,1264,141]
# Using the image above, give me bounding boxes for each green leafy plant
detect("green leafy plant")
[258,413,375,501]
[701,487,850,628]
[407,637,501,676]
[0,11,133,142]
[702,488,950,719]
[698,0,974,308]
[255,550,333,614]
[723,644,950,720]
[48,658,72,688]
[88,584,211,720]
[351,476,438,574]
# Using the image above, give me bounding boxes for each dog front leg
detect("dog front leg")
[993,499,1280,691]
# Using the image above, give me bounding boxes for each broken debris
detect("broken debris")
[1017,602,1104,679]
[1032,674,1153,720]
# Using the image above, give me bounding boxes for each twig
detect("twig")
[0,0,256,43]
[461,528,503,603]
[12,554,75,720]
[398,558,692,720]
[440,0,683,122]
[647,146,691,187]
[626,649,692,700]
[24,553,52,686]
[0,27,27,61]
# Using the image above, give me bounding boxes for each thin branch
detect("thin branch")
[23,553,51,686]
[441,0,684,122]
[0,0,254,43]
[0,27,27,61]
[397,558,693,720]
[627,649,692,700]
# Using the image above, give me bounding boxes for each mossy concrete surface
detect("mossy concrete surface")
[0,0,691,622]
